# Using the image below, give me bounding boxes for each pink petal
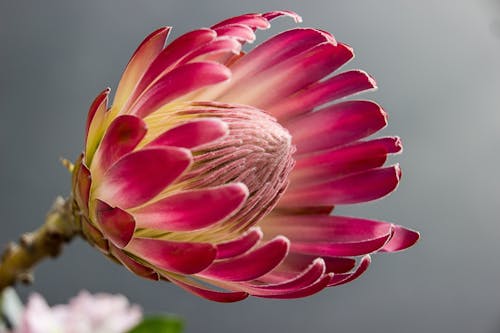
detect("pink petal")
[109,244,159,281]
[178,37,242,64]
[217,42,351,108]
[292,137,402,185]
[168,276,248,302]
[215,227,263,259]
[211,13,270,30]
[229,28,337,81]
[267,253,356,280]
[95,200,136,248]
[200,237,290,281]
[269,70,377,120]
[280,165,401,207]
[287,100,388,155]
[132,29,217,98]
[81,217,109,254]
[264,215,393,243]
[214,24,256,43]
[262,11,302,23]
[146,118,228,149]
[93,115,147,172]
[85,88,110,164]
[379,225,420,252]
[113,27,170,112]
[248,258,326,293]
[132,183,249,232]
[95,147,192,209]
[74,161,91,215]
[126,238,216,274]
[129,62,231,118]
[329,255,371,286]
[257,273,332,299]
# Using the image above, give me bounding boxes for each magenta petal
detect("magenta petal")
[211,13,270,30]
[133,29,217,98]
[287,100,387,155]
[95,200,136,248]
[96,147,192,209]
[200,237,290,282]
[93,115,147,172]
[129,62,231,118]
[85,88,110,163]
[251,258,326,292]
[146,118,228,149]
[113,27,170,112]
[264,215,394,243]
[262,11,302,23]
[126,238,216,274]
[257,273,332,299]
[132,183,249,232]
[280,165,401,206]
[179,37,242,64]
[379,225,420,252]
[74,162,91,214]
[168,276,248,303]
[329,255,371,286]
[292,137,402,185]
[216,227,263,259]
[109,244,159,281]
[214,24,256,43]
[272,253,356,277]
[269,70,377,120]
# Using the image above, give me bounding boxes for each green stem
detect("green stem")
[0,197,80,292]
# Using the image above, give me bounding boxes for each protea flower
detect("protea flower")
[71,11,419,302]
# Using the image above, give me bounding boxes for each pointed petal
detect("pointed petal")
[257,273,332,299]
[81,217,109,254]
[95,200,136,248]
[200,237,289,282]
[262,11,302,23]
[280,165,401,207]
[93,115,147,172]
[269,70,377,120]
[132,29,217,98]
[74,162,91,214]
[379,225,420,252]
[168,275,248,302]
[249,258,326,293]
[126,238,216,274]
[85,89,110,164]
[292,137,402,185]
[217,42,351,108]
[287,101,388,155]
[146,118,228,149]
[214,24,256,43]
[129,62,231,118]
[132,183,249,232]
[215,227,263,259]
[113,27,170,112]
[211,13,270,30]
[179,37,242,64]
[95,147,192,209]
[109,244,159,281]
[329,255,371,286]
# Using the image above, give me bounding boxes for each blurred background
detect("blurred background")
[1,1,500,332]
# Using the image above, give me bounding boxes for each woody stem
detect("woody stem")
[0,197,80,292]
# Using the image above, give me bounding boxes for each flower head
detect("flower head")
[72,11,419,302]
[12,291,141,333]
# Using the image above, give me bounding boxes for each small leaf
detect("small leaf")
[128,316,184,333]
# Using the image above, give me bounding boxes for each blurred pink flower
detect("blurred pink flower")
[12,291,141,333]
[72,11,419,302]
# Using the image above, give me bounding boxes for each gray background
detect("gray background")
[1,1,500,332]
